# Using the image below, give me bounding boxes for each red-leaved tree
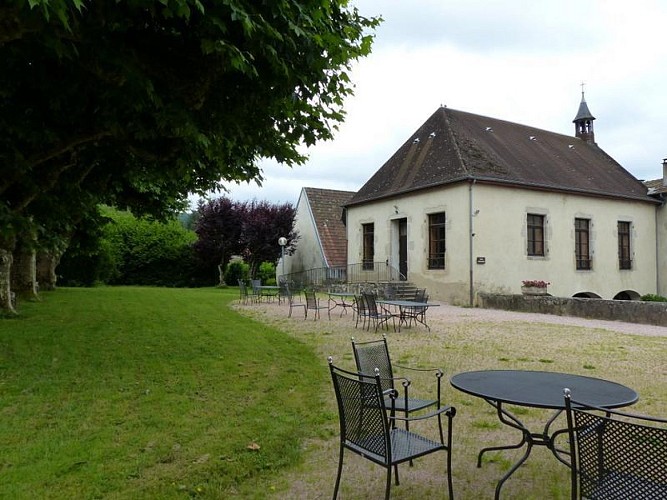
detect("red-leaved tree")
[193,198,297,283]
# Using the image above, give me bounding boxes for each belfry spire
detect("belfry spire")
[573,84,596,145]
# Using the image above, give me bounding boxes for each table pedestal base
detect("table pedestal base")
[477,399,570,499]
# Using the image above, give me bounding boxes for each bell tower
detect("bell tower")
[573,84,596,145]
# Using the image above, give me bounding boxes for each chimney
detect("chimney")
[663,158,667,187]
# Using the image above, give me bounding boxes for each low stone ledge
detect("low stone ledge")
[478,293,667,327]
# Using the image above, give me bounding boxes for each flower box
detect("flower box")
[521,286,548,296]
[521,280,550,296]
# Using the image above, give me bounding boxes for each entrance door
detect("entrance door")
[398,218,407,280]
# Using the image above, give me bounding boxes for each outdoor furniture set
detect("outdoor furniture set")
[236,282,666,497]
[327,336,666,499]
[244,283,439,329]
[238,279,280,304]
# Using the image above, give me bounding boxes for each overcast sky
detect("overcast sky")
[215,0,667,206]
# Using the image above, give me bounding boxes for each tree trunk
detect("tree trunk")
[0,247,17,315]
[11,245,40,301]
[217,264,226,287]
[37,249,62,291]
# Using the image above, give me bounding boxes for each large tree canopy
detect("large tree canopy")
[0,0,379,313]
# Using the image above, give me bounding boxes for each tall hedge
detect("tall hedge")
[59,207,214,287]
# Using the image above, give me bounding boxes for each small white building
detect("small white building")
[345,96,661,305]
[280,187,354,279]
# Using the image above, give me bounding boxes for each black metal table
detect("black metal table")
[327,292,356,317]
[450,370,638,499]
[377,300,438,331]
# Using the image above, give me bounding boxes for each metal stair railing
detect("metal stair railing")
[279,262,405,291]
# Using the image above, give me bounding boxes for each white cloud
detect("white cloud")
[217,0,667,205]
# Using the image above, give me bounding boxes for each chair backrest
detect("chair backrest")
[414,289,427,302]
[564,389,667,499]
[354,295,368,315]
[304,289,318,308]
[351,336,394,393]
[238,279,248,296]
[362,292,381,316]
[251,279,261,291]
[329,359,391,464]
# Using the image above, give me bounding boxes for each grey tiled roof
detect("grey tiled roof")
[348,107,656,206]
[304,187,355,268]
[645,178,667,195]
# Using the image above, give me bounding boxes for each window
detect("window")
[527,214,545,256]
[428,212,446,269]
[575,218,591,270]
[362,223,374,270]
[618,221,632,270]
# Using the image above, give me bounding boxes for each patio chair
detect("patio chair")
[238,279,249,305]
[328,357,456,500]
[563,388,667,499]
[278,278,289,305]
[304,289,329,320]
[362,292,396,332]
[285,286,306,319]
[352,335,445,424]
[250,279,262,303]
[403,291,429,329]
[353,295,370,329]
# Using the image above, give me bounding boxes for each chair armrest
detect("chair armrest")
[390,404,456,423]
[392,367,442,405]
[393,365,443,376]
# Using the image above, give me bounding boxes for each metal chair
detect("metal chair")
[563,388,667,499]
[354,295,370,329]
[352,335,445,422]
[238,279,249,304]
[362,292,395,332]
[304,289,329,320]
[328,357,456,500]
[403,291,429,329]
[285,286,306,319]
[250,279,262,303]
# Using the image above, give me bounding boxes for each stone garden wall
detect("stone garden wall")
[478,293,667,327]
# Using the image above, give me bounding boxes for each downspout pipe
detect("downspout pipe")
[469,179,476,306]
[657,196,663,295]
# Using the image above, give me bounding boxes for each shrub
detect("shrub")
[225,261,249,285]
[641,293,667,302]
[258,262,277,285]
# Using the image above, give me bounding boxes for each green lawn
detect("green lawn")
[0,287,326,499]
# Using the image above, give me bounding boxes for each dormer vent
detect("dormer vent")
[485,127,493,132]
[429,132,436,138]
[413,138,420,144]
[529,136,537,141]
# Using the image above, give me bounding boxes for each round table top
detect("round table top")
[450,370,638,410]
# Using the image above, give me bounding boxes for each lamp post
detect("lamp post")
[278,237,287,279]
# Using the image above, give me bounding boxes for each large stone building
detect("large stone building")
[344,95,662,305]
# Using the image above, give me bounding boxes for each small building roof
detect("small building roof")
[303,187,354,268]
[644,178,667,196]
[347,107,656,206]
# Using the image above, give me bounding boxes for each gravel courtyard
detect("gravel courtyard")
[234,297,667,499]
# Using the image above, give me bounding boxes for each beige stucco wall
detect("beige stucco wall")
[279,189,326,279]
[657,203,667,297]
[346,183,658,305]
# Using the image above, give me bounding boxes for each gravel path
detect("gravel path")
[427,301,667,337]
